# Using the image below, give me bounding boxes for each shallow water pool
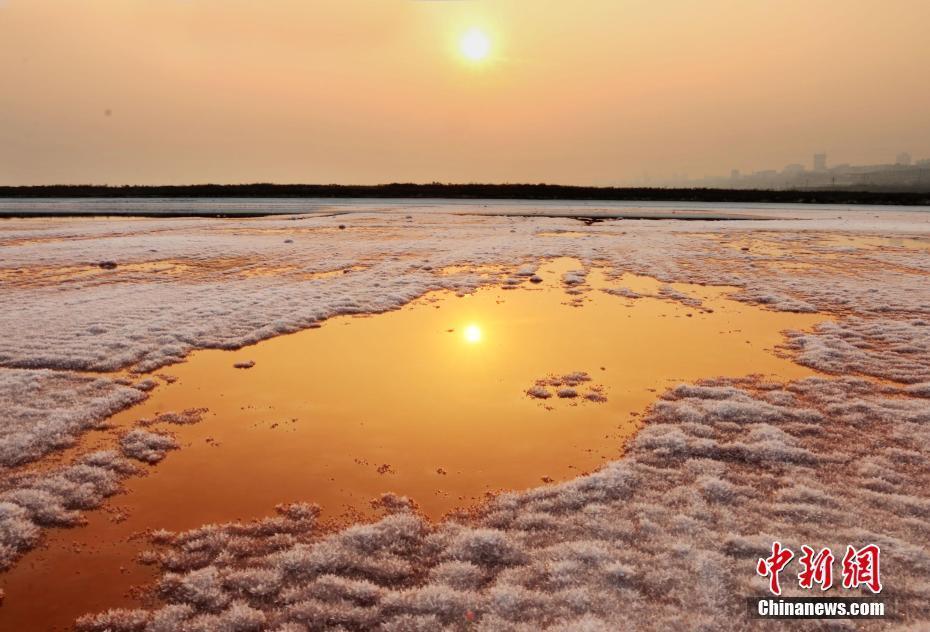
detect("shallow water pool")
[0,257,825,630]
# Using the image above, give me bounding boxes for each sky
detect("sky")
[1,0,929,186]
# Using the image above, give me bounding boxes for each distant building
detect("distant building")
[696,153,930,191]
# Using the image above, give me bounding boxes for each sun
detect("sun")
[463,324,483,344]
[460,28,491,62]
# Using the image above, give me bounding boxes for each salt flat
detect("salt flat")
[0,203,929,630]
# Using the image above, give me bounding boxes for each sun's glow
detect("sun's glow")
[463,324,483,343]
[460,28,491,61]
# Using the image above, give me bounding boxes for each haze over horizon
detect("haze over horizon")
[2,0,929,186]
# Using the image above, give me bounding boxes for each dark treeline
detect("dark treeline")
[0,183,928,205]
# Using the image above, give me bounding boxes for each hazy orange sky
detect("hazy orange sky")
[1,0,929,185]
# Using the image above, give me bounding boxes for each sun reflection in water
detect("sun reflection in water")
[463,324,483,343]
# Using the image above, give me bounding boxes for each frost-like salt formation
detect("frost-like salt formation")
[536,372,592,388]
[74,376,930,630]
[139,408,209,427]
[0,369,147,467]
[657,284,708,312]
[525,386,551,400]
[583,389,607,403]
[603,283,711,313]
[120,429,179,464]
[784,317,930,383]
[134,379,158,392]
[561,270,586,287]
[0,412,201,569]
[601,287,641,300]
[527,372,607,405]
[0,451,137,570]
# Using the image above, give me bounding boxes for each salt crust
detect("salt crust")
[1,207,928,627]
